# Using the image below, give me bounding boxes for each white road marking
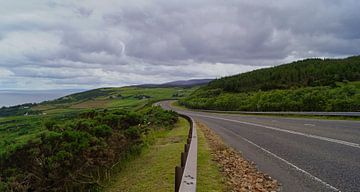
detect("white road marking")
[304,123,315,127]
[219,126,341,192]
[189,113,360,149]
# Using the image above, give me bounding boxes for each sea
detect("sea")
[0,89,84,107]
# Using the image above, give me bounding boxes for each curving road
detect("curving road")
[158,101,360,192]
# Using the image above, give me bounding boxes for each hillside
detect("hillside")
[0,85,198,191]
[0,85,198,160]
[180,56,360,112]
[137,78,213,88]
[0,86,197,117]
[208,56,360,92]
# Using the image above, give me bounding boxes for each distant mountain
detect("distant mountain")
[137,79,213,88]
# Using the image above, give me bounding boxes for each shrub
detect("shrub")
[0,107,178,191]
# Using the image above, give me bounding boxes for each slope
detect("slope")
[181,56,360,112]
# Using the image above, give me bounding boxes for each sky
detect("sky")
[0,0,359,90]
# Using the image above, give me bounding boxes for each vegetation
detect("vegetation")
[0,86,197,118]
[0,116,44,157]
[104,118,188,192]
[181,56,360,112]
[0,85,199,191]
[208,56,360,93]
[105,118,225,192]
[181,82,360,111]
[0,106,178,191]
[0,84,202,191]
[0,103,40,117]
[196,122,225,191]
[31,86,197,115]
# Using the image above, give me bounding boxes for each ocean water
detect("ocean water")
[0,89,84,107]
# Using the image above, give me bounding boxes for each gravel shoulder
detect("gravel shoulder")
[197,121,280,192]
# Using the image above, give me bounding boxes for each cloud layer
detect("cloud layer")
[0,0,359,89]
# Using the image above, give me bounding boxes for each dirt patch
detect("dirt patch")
[197,121,280,192]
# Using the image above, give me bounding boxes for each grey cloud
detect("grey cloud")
[102,0,360,63]
[0,0,359,89]
[74,7,93,17]
[103,2,281,62]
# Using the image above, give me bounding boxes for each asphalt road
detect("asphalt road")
[195,110,360,117]
[158,101,360,192]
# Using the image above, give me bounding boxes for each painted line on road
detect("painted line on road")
[304,123,315,127]
[189,113,360,149]
[218,126,341,192]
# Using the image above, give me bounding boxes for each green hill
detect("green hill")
[0,86,197,117]
[208,56,360,92]
[0,85,198,191]
[0,86,198,157]
[180,56,360,112]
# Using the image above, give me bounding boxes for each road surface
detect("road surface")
[158,101,360,192]
[194,110,360,117]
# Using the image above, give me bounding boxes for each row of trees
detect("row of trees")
[0,106,178,191]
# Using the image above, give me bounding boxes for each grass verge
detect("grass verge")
[103,117,225,192]
[103,118,188,192]
[196,121,226,191]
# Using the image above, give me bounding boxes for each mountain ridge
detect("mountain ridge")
[136,78,213,88]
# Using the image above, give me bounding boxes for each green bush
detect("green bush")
[181,82,360,112]
[91,125,112,137]
[0,107,178,191]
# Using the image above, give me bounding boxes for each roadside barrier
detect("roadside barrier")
[175,114,197,192]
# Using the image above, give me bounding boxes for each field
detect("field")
[33,86,197,113]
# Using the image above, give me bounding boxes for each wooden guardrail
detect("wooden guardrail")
[175,114,197,192]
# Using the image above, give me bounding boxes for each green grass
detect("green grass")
[103,117,224,192]
[32,86,198,114]
[107,98,147,108]
[196,122,225,191]
[104,118,188,192]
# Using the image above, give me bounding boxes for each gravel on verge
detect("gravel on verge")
[197,121,280,192]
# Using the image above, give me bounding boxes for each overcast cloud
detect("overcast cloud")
[0,0,359,89]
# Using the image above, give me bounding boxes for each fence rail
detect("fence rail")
[175,114,197,192]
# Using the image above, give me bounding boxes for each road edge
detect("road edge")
[196,121,280,192]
